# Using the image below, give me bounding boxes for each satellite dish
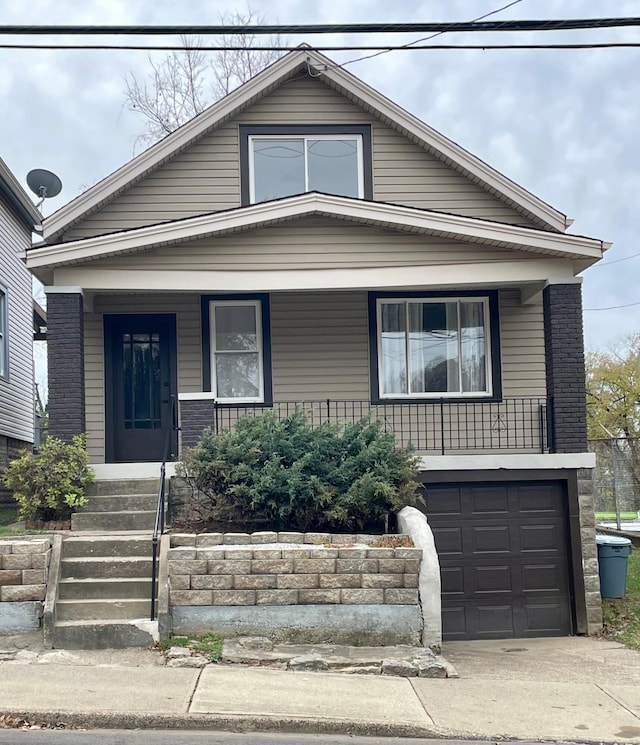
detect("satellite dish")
[26,168,62,207]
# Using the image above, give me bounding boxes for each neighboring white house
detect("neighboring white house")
[0,158,40,501]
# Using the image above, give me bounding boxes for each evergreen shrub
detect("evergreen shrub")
[177,410,422,532]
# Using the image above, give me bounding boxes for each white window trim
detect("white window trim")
[209,299,264,403]
[0,285,7,380]
[248,134,364,204]
[376,296,493,399]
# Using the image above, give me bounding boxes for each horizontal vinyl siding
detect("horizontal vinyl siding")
[84,288,546,462]
[499,288,546,397]
[63,77,532,241]
[84,294,201,462]
[270,292,370,400]
[84,219,521,272]
[0,195,33,443]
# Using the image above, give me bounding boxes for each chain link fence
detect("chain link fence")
[590,437,640,529]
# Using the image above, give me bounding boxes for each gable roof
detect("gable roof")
[0,157,40,229]
[29,193,605,275]
[43,47,569,242]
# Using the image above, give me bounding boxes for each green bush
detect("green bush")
[2,435,94,522]
[177,410,421,532]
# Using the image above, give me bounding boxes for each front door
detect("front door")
[104,314,177,463]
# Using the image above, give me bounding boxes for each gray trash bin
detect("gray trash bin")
[596,534,633,598]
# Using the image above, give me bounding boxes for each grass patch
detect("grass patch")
[158,633,224,662]
[595,512,639,521]
[602,547,640,651]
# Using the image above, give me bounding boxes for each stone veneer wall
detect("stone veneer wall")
[0,538,51,602]
[168,532,421,607]
[577,468,603,633]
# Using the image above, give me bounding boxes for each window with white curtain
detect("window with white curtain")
[376,296,492,398]
[0,286,7,379]
[209,299,264,402]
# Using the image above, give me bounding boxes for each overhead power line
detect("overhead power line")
[584,300,640,311]
[2,42,639,52]
[2,18,640,36]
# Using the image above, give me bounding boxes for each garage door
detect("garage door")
[424,481,573,640]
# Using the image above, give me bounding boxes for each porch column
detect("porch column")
[45,288,85,442]
[542,279,587,453]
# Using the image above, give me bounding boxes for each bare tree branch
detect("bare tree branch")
[124,7,284,151]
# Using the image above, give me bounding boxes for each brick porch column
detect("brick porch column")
[46,290,85,442]
[543,280,588,454]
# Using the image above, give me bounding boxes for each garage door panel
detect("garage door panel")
[520,560,570,594]
[425,480,573,640]
[474,564,512,593]
[468,485,510,514]
[516,483,566,513]
[519,523,564,552]
[523,601,572,635]
[472,524,511,553]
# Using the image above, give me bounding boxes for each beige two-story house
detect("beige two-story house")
[26,48,607,641]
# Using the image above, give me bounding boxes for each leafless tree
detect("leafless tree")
[124,7,284,150]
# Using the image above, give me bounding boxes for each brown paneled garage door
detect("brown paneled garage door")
[425,480,573,640]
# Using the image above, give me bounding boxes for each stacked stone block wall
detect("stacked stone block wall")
[577,468,603,632]
[168,532,421,608]
[0,538,51,602]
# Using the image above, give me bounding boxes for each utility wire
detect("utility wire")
[1,43,638,51]
[2,18,640,35]
[584,300,640,311]
[590,251,640,268]
[341,0,525,69]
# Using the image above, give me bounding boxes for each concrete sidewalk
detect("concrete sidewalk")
[0,636,639,741]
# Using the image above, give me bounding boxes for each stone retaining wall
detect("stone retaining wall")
[167,532,424,645]
[0,538,51,602]
[168,532,421,607]
[0,538,52,634]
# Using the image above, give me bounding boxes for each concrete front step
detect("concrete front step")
[86,479,160,497]
[72,510,157,531]
[62,536,152,558]
[51,620,156,649]
[55,598,151,621]
[60,556,153,580]
[82,494,158,512]
[58,577,154,600]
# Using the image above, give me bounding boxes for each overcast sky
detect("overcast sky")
[2,0,639,355]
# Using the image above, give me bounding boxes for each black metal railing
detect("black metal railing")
[150,395,177,621]
[208,397,550,454]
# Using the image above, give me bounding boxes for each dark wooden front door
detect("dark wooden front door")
[105,314,177,463]
[425,480,573,640]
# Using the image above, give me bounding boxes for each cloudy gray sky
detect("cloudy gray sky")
[2,0,639,354]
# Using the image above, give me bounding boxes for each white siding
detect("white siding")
[0,194,34,443]
[63,76,534,241]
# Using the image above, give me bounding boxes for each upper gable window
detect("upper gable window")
[240,125,372,205]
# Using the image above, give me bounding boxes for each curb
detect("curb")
[2,709,460,739]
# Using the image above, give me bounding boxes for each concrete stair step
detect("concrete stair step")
[55,598,150,621]
[58,577,153,600]
[86,479,160,497]
[51,620,156,649]
[62,536,152,558]
[60,556,153,580]
[72,510,156,531]
[81,494,159,512]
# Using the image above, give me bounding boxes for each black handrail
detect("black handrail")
[150,394,176,621]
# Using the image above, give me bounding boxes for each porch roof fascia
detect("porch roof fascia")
[27,192,608,272]
[41,48,569,241]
